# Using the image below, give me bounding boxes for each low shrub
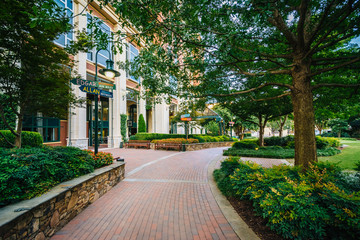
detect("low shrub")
[151,138,199,144]
[84,150,114,168]
[215,159,360,239]
[355,161,360,171]
[0,147,96,206]
[223,147,340,158]
[232,140,258,150]
[316,136,340,149]
[0,130,43,148]
[130,133,232,143]
[264,135,294,147]
[232,138,239,142]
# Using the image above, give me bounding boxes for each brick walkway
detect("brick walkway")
[51,148,239,240]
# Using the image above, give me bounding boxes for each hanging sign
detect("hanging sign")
[71,78,116,90]
[79,86,113,98]
[181,114,190,118]
[100,90,113,98]
[181,117,192,121]
[79,85,100,95]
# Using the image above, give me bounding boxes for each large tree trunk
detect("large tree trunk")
[291,61,317,168]
[14,114,23,148]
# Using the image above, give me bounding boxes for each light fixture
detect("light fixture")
[99,59,120,79]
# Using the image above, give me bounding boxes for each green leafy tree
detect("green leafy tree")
[205,121,220,136]
[106,0,360,168]
[0,0,80,147]
[121,114,128,142]
[328,119,349,138]
[138,114,146,133]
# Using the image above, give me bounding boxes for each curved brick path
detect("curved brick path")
[51,148,239,240]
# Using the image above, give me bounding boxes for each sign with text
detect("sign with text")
[79,85,100,95]
[100,90,113,98]
[71,78,116,90]
[79,86,113,98]
[181,117,192,121]
[181,114,190,118]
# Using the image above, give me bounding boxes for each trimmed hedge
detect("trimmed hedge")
[214,159,360,239]
[232,140,258,150]
[130,133,232,143]
[223,147,341,158]
[263,135,340,150]
[0,130,43,148]
[264,135,294,147]
[151,138,199,144]
[0,147,113,207]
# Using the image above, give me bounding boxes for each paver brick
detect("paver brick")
[52,147,286,240]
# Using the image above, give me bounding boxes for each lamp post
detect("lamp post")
[94,49,120,154]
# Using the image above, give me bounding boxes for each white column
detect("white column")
[154,99,169,133]
[67,0,88,149]
[108,23,127,147]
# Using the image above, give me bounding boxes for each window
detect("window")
[22,115,60,143]
[87,13,113,67]
[126,43,140,83]
[54,0,73,47]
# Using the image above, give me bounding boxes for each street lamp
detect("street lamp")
[94,49,120,154]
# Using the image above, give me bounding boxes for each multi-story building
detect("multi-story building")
[22,0,177,149]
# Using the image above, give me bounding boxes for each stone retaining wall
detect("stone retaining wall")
[184,141,233,151]
[149,141,233,151]
[0,162,125,240]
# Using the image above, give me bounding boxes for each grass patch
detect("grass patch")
[319,140,360,170]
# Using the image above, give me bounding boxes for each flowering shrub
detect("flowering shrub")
[151,138,199,144]
[84,150,113,168]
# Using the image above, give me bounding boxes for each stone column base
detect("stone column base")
[66,138,89,149]
[107,136,122,148]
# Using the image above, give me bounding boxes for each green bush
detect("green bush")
[215,159,360,239]
[264,135,294,147]
[138,114,146,133]
[120,114,128,142]
[232,138,259,149]
[0,130,43,148]
[224,147,340,158]
[232,141,258,150]
[0,146,98,206]
[130,133,232,143]
[316,136,340,149]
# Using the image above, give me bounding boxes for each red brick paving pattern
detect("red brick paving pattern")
[51,148,239,240]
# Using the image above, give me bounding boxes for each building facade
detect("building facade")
[37,0,174,149]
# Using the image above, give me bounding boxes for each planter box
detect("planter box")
[0,162,125,240]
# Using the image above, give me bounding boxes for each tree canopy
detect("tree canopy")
[0,0,80,147]
[102,0,360,168]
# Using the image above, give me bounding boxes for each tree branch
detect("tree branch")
[297,0,309,49]
[309,57,360,77]
[267,9,297,47]
[205,82,293,97]
[312,83,360,90]
[249,92,291,102]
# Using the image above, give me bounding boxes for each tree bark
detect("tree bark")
[278,115,287,138]
[14,113,23,148]
[291,60,317,168]
[258,115,266,147]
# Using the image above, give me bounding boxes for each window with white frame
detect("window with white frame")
[126,43,140,83]
[54,0,73,47]
[87,13,113,67]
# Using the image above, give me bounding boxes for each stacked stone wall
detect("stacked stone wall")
[0,162,125,240]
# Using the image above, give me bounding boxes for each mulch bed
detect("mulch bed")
[227,197,286,240]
